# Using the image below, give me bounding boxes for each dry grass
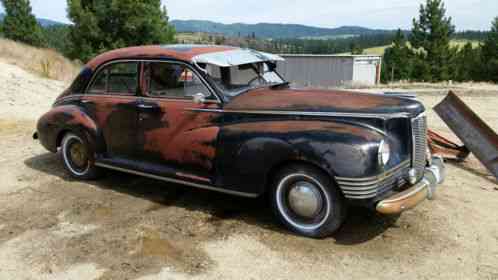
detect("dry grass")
[0,38,81,82]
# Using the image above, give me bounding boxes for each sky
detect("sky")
[0,0,496,30]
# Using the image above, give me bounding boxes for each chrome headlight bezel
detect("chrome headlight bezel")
[378,140,391,166]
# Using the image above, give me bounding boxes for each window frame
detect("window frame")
[85,61,140,97]
[142,60,217,102]
[85,59,222,104]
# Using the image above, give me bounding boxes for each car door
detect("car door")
[136,61,222,183]
[83,61,140,159]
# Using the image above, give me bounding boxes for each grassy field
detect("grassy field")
[362,39,481,55]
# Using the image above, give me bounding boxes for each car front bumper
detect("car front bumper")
[376,156,445,215]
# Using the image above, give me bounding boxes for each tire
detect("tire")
[61,132,101,180]
[270,164,347,238]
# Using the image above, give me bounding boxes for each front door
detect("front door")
[137,61,222,183]
[83,61,140,159]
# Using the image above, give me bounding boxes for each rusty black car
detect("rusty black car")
[34,45,445,238]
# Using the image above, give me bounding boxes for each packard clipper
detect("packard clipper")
[34,45,445,238]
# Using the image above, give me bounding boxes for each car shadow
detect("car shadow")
[24,152,396,244]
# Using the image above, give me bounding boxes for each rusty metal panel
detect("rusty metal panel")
[427,129,470,161]
[434,92,498,179]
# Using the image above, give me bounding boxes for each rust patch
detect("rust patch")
[225,88,405,112]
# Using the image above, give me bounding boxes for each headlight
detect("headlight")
[378,140,391,166]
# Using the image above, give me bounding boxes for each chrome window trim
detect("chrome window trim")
[95,162,258,198]
[86,60,140,96]
[84,59,223,104]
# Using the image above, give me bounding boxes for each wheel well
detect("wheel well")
[265,160,342,196]
[56,129,71,148]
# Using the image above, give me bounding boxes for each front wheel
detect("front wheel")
[61,132,101,180]
[270,164,347,238]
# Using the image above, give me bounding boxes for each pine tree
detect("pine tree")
[382,29,414,82]
[410,0,455,82]
[453,43,481,81]
[481,17,498,82]
[0,0,45,47]
[67,0,176,62]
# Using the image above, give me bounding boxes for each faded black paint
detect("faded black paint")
[36,52,420,206]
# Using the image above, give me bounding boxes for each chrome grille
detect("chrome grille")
[411,114,428,180]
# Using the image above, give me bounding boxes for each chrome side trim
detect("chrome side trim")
[95,162,258,198]
[335,160,410,199]
[187,108,410,120]
[335,160,410,183]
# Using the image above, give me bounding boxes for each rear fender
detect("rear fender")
[37,105,102,154]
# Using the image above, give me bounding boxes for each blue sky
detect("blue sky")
[1,0,496,30]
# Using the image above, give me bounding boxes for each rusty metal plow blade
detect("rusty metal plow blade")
[434,91,498,180]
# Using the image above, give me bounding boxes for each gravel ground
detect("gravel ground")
[0,61,497,280]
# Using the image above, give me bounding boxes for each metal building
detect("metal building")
[276,54,382,88]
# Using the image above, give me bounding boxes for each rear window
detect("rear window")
[88,62,139,95]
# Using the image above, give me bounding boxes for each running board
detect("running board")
[94,162,258,198]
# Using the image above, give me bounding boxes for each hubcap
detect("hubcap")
[288,181,323,218]
[69,141,87,168]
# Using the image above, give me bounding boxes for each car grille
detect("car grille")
[411,114,428,181]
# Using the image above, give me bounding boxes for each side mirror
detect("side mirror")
[193,92,207,104]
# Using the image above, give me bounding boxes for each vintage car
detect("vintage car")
[34,45,445,238]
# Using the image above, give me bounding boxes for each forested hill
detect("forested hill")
[170,19,392,39]
[0,13,62,27]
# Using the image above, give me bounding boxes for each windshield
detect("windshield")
[203,62,286,97]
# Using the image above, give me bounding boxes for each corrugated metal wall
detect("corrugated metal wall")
[277,55,381,87]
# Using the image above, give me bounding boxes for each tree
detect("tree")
[349,41,363,55]
[382,29,414,82]
[0,0,45,46]
[410,0,455,81]
[453,42,481,81]
[67,0,176,62]
[481,17,498,82]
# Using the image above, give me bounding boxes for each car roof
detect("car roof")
[86,44,238,70]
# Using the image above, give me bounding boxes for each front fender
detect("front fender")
[36,105,101,153]
[217,120,385,195]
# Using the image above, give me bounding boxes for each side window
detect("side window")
[88,62,139,95]
[144,62,211,99]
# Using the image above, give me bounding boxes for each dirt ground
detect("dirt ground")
[0,61,497,280]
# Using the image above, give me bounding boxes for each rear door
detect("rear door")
[83,61,140,159]
[136,61,222,183]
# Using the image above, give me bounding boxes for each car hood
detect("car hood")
[224,88,425,118]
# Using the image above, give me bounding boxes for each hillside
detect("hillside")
[171,19,391,39]
[0,13,63,27]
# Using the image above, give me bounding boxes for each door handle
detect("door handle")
[138,104,155,109]
[81,100,92,104]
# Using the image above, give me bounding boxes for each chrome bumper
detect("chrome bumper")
[376,156,445,215]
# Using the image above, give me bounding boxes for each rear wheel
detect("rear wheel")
[61,132,101,180]
[270,164,347,238]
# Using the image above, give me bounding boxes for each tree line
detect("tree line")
[382,0,498,83]
[0,0,175,62]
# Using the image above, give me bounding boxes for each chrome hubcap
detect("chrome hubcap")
[69,141,87,168]
[288,181,323,218]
